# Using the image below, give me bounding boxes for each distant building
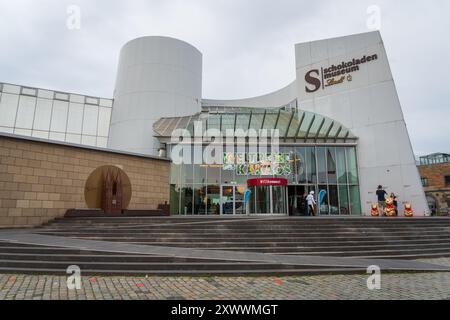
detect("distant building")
[418,153,450,216]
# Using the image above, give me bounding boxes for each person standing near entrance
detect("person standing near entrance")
[306,191,317,217]
[376,185,388,216]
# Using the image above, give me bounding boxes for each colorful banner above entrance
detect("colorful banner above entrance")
[223,153,292,176]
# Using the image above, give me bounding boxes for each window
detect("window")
[421,177,429,187]
[445,176,450,186]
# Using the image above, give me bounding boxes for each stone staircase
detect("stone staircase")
[0,216,449,276]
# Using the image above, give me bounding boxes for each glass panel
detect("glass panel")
[317,147,327,184]
[49,132,66,142]
[170,185,180,215]
[235,113,251,131]
[32,130,49,139]
[0,93,19,127]
[207,185,221,215]
[14,128,32,137]
[85,97,99,105]
[2,84,20,94]
[182,163,194,185]
[249,113,264,131]
[222,186,234,215]
[55,92,69,101]
[328,185,339,215]
[50,100,69,132]
[318,186,329,215]
[207,165,221,184]
[70,94,85,103]
[308,116,322,138]
[306,147,317,184]
[194,165,207,185]
[100,99,113,108]
[336,147,348,184]
[82,105,98,136]
[81,135,96,146]
[327,147,337,184]
[67,103,84,134]
[33,98,52,131]
[207,114,221,131]
[221,114,235,132]
[96,137,108,148]
[0,126,14,134]
[339,185,350,215]
[276,112,292,137]
[181,187,193,215]
[66,134,82,144]
[298,113,315,139]
[235,185,247,215]
[37,89,54,99]
[98,107,111,137]
[21,87,37,96]
[194,186,207,215]
[349,186,362,216]
[263,113,278,130]
[15,96,36,129]
[318,118,334,138]
[273,186,286,214]
[256,186,270,214]
[296,147,307,184]
[346,147,359,184]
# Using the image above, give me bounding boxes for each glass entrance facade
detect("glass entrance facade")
[169,145,361,216]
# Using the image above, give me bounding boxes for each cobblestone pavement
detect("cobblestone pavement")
[1,270,450,300]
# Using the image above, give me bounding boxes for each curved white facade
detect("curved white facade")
[108,36,202,155]
[202,81,298,109]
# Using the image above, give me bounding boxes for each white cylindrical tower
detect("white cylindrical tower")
[108,36,203,156]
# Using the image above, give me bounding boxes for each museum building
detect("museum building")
[0,31,430,226]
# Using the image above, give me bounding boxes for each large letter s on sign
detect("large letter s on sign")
[305,69,321,93]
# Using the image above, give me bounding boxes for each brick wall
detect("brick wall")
[0,135,170,228]
[418,163,450,215]
[418,163,450,189]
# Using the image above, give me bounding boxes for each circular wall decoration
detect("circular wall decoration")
[84,165,132,210]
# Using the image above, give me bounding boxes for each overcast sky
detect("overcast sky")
[0,0,448,156]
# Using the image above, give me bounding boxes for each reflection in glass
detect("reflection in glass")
[207,185,221,215]
[318,185,329,215]
[349,186,362,215]
[327,147,337,184]
[336,147,348,184]
[306,147,316,184]
[194,186,207,215]
[339,185,350,215]
[347,147,359,185]
[181,187,193,215]
[317,147,327,184]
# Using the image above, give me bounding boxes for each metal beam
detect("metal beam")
[284,111,296,142]
[334,126,343,143]
[274,110,281,130]
[324,121,335,143]
[314,118,326,142]
[261,110,267,130]
[294,112,306,143]
[304,115,316,142]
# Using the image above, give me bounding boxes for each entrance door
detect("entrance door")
[221,185,247,215]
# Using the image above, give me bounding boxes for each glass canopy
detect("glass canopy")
[153,109,357,142]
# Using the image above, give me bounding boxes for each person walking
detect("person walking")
[306,191,317,217]
[376,185,388,216]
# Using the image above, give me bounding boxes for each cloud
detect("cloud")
[0,0,448,155]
